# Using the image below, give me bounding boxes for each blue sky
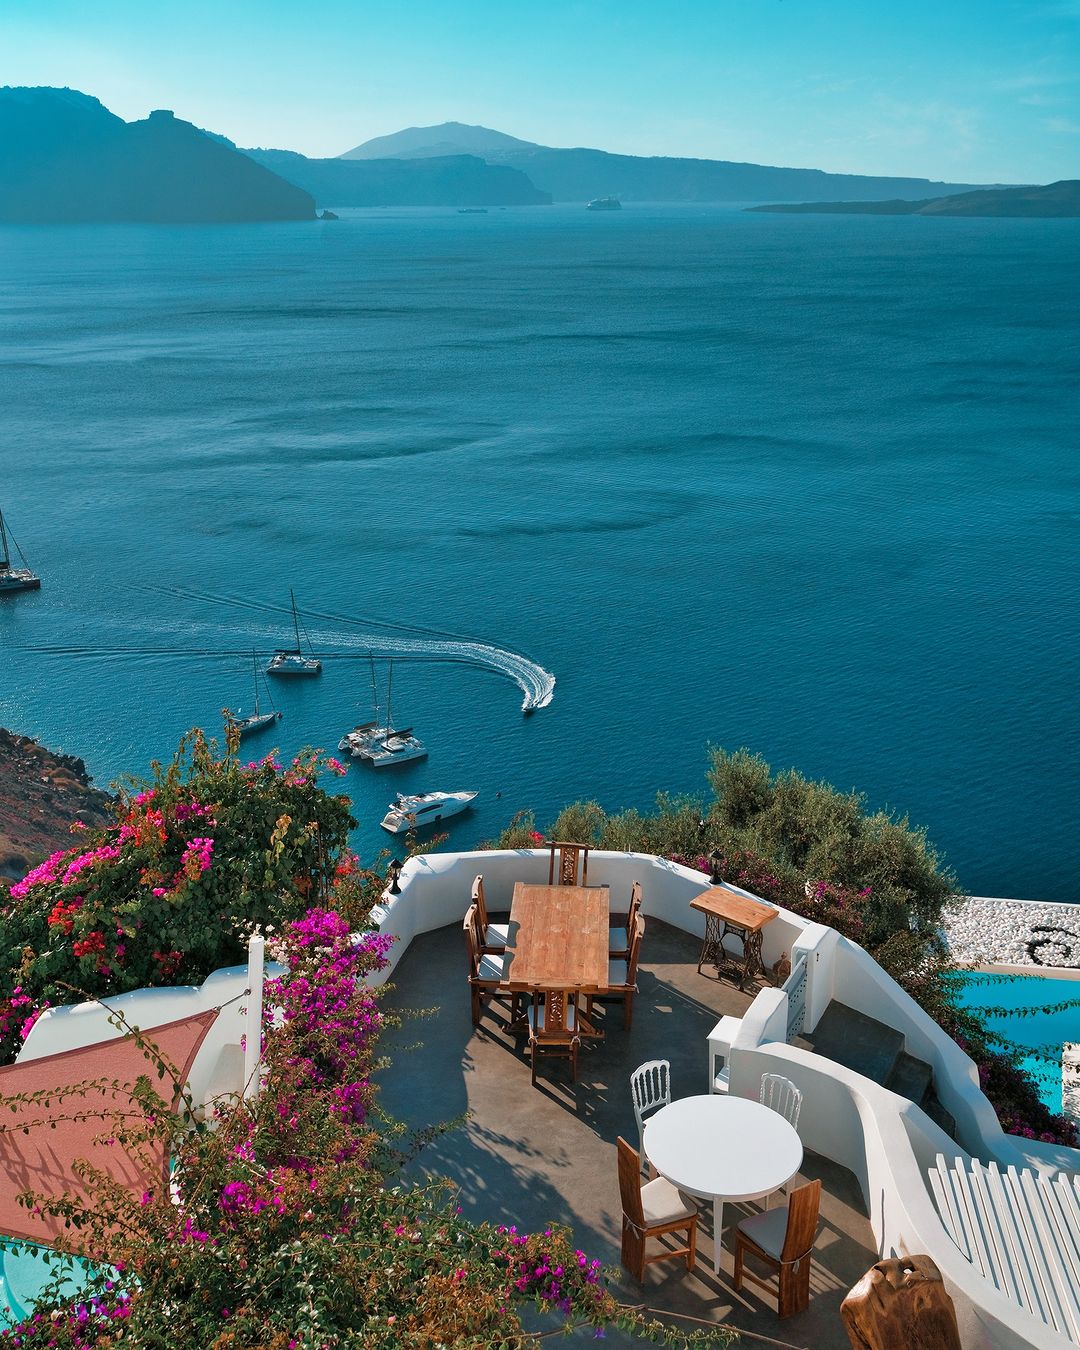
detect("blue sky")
[4,0,1079,182]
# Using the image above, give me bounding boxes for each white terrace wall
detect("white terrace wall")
[370,848,809,988]
[17,960,284,1111]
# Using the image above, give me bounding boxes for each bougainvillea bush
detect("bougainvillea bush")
[0,731,360,1064]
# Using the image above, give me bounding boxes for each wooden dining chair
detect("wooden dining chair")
[463,906,507,1027]
[546,840,590,886]
[471,873,510,953]
[525,988,590,1085]
[588,915,644,1031]
[733,1178,821,1318]
[616,1136,697,1283]
[610,880,642,959]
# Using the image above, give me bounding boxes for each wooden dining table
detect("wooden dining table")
[499,882,610,993]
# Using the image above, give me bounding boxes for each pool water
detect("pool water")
[952,974,1080,1114]
[0,1243,96,1326]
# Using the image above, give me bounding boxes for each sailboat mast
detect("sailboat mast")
[0,512,9,570]
[368,652,380,726]
[252,651,261,716]
[290,589,301,654]
[385,660,394,747]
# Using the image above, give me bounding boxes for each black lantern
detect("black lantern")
[387,858,404,895]
[708,849,724,885]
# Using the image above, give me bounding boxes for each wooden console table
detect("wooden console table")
[690,887,777,990]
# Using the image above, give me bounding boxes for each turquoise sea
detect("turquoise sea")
[0,205,1078,900]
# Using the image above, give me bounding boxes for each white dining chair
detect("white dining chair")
[759,1073,802,1130]
[631,1059,671,1160]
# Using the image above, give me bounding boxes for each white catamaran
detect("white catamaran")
[267,590,322,677]
[338,658,427,768]
[228,652,283,739]
[0,510,41,594]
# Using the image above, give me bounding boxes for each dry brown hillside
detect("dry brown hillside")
[0,729,114,883]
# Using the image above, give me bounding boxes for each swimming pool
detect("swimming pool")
[952,973,1080,1113]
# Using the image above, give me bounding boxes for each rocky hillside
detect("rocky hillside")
[0,729,113,883]
[0,86,315,223]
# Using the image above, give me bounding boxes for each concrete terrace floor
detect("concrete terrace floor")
[378,918,878,1349]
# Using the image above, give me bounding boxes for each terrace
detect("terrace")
[379,910,877,1346]
[372,847,1080,1350]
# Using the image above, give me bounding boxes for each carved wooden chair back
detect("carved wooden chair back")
[471,873,489,931]
[463,905,481,975]
[624,915,645,986]
[546,840,590,886]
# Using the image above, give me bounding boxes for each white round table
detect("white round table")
[643,1094,803,1274]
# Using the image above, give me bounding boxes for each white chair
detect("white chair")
[630,1059,671,1159]
[759,1073,802,1129]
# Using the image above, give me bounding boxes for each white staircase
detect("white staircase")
[927,1153,1080,1345]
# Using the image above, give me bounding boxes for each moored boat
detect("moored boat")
[227,653,283,739]
[586,196,621,211]
[380,790,478,834]
[338,658,426,767]
[267,590,322,676]
[0,510,41,593]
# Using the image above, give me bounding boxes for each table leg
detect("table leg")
[712,1197,724,1274]
[697,912,722,973]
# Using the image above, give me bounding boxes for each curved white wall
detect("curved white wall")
[18,960,284,1112]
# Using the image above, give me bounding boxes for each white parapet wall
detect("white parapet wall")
[369,848,810,988]
[18,955,285,1112]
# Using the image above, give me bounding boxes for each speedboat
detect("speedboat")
[586,196,621,211]
[380,790,478,834]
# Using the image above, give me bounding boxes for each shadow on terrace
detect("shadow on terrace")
[378,916,878,1349]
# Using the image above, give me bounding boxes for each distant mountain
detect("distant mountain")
[0,86,314,223]
[333,121,995,204]
[748,180,1079,218]
[342,121,538,160]
[245,148,550,207]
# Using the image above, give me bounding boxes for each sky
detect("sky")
[3,0,1079,183]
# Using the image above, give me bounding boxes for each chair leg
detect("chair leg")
[471,984,481,1026]
[733,1236,744,1291]
[624,991,634,1032]
[686,1218,697,1272]
[569,1040,578,1082]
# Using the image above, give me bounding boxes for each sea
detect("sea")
[0,204,1078,902]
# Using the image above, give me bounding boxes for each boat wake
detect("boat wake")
[24,587,556,713]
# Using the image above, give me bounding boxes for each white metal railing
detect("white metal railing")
[784,953,808,1040]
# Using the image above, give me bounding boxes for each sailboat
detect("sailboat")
[267,590,322,677]
[0,510,41,593]
[337,657,427,768]
[227,652,283,739]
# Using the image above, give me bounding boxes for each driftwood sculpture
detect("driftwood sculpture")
[841,1255,962,1350]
